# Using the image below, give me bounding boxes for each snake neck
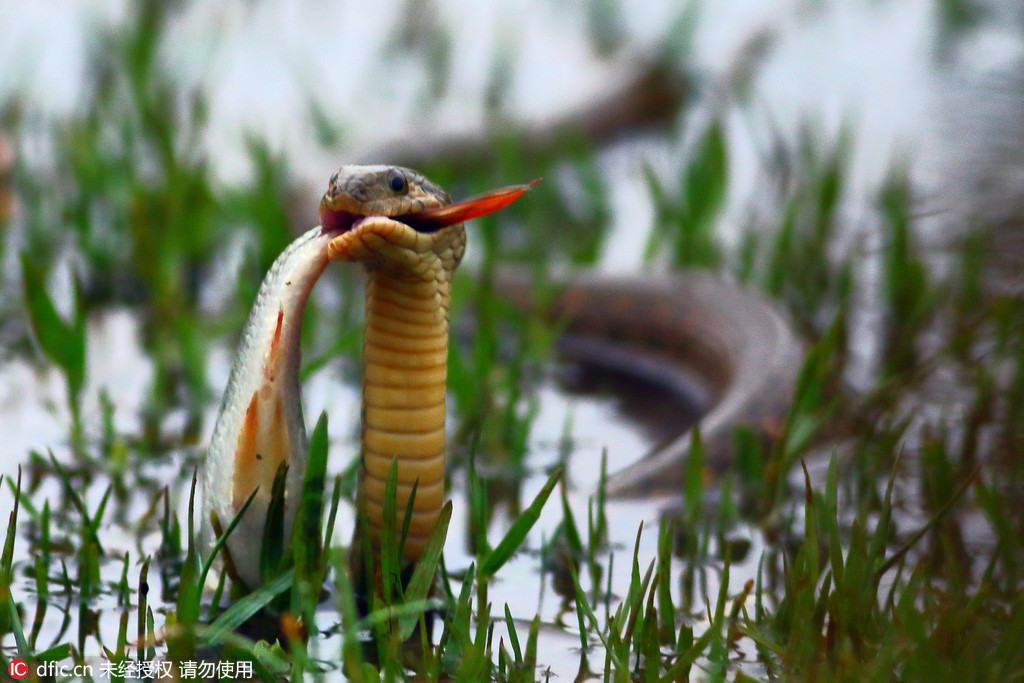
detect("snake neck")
[357,267,451,563]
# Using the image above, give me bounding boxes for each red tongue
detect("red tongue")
[401,179,541,231]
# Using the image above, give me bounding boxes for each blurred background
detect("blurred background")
[3,0,1024,676]
[4,0,1024,464]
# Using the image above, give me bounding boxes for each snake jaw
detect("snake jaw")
[325,215,463,277]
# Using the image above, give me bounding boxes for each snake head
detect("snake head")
[321,165,538,276]
[320,165,450,232]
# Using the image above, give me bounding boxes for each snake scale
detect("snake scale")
[201,165,801,590]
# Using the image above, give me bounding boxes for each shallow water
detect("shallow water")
[1,304,770,678]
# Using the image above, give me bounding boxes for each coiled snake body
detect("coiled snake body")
[494,272,802,496]
[201,165,800,589]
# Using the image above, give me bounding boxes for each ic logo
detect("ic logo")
[8,658,29,679]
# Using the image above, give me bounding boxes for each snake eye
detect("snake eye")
[388,170,407,194]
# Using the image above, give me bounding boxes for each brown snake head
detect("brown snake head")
[322,164,537,277]
[321,165,451,220]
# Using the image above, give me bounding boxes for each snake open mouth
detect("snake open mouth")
[319,208,364,235]
[320,179,540,236]
[318,207,438,236]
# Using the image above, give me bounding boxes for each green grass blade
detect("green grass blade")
[480,467,562,578]
[34,643,71,662]
[295,412,329,570]
[359,599,445,630]
[292,411,329,616]
[193,624,291,679]
[567,560,623,670]
[524,614,539,670]
[20,254,86,403]
[398,480,419,563]
[559,477,583,559]
[1,469,20,584]
[259,462,289,585]
[6,594,29,658]
[656,517,675,647]
[206,569,295,645]
[171,470,201,661]
[503,604,522,663]
[397,501,452,640]
[593,448,608,546]
[138,557,150,656]
[47,452,103,552]
[381,457,401,602]
[661,624,718,681]
[322,474,344,553]
[875,463,980,579]
[199,487,259,593]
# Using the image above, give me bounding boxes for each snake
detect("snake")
[200,165,801,590]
